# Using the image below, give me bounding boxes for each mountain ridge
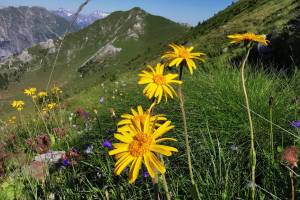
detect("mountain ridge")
[0,6,78,60]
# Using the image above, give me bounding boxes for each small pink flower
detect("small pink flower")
[282,146,299,168]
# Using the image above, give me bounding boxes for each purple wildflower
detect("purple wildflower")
[143,171,150,178]
[61,158,70,167]
[103,139,112,149]
[291,121,300,128]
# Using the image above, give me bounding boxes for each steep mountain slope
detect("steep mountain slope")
[0,6,78,60]
[188,0,300,69]
[53,8,110,28]
[0,7,187,113]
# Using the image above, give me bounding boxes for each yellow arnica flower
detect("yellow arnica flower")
[24,88,37,96]
[51,86,62,94]
[38,91,48,98]
[227,32,270,46]
[11,100,25,111]
[117,105,166,131]
[161,44,205,75]
[109,114,178,183]
[138,63,182,104]
[47,102,56,110]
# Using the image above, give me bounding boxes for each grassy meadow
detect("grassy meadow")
[1,55,299,199]
[1,0,300,199]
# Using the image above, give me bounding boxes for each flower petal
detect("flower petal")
[129,157,143,183]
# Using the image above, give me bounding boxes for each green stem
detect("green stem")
[240,47,256,200]
[178,86,194,181]
[105,190,110,200]
[159,155,171,200]
[32,99,50,135]
[179,65,184,80]
[178,65,201,199]
[153,174,160,200]
[290,171,295,200]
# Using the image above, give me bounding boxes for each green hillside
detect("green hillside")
[0,7,187,116]
[0,0,300,199]
[189,0,299,54]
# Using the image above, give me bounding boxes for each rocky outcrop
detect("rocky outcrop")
[0,6,76,60]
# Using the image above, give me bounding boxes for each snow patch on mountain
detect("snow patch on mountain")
[53,8,110,28]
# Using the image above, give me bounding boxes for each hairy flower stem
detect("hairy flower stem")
[159,155,171,200]
[32,99,50,135]
[178,65,201,199]
[289,171,295,200]
[152,174,160,200]
[178,87,194,179]
[150,100,170,200]
[240,47,256,200]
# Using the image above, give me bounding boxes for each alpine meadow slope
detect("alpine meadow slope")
[0,0,300,199]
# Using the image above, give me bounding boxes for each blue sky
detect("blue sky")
[0,0,234,25]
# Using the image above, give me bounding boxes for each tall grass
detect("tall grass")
[0,57,299,199]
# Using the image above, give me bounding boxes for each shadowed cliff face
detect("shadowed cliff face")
[249,9,300,72]
[0,6,78,60]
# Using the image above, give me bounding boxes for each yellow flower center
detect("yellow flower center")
[153,75,166,85]
[179,49,189,59]
[244,36,252,41]
[128,133,153,157]
[243,33,258,41]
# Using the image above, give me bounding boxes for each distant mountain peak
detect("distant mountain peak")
[52,8,110,28]
[56,8,74,17]
[131,7,144,11]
